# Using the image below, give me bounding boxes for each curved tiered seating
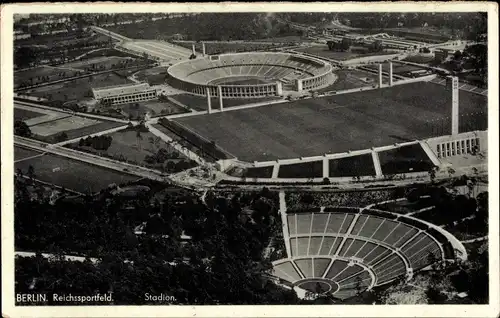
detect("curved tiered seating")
[168,52,332,85]
[273,206,463,300]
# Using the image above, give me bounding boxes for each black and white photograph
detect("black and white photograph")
[1,3,498,317]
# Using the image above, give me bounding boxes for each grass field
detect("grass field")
[15,153,139,193]
[170,94,282,111]
[70,129,195,172]
[278,161,324,178]
[29,118,124,144]
[318,70,379,93]
[402,55,435,64]
[134,66,169,85]
[364,62,427,75]
[175,81,487,162]
[329,154,376,177]
[378,144,435,175]
[61,56,135,71]
[296,46,396,61]
[118,100,186,119]
[14,108,45,122]
[15,66,80,88]
[14,146,44,162]
[26,73,135,102]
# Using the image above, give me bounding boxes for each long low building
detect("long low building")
[92,83,158,105]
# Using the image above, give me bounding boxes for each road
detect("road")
[90,26,130,42]
[15,100,133,124]
[15,136,170,183]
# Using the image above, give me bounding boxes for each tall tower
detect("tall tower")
[389,62,394,86]
[378,64,383,88]
[448,76,460,135]
[206,87,212,114]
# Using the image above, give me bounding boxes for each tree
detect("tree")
[425,286,447,304]
[340,37,352,51]
[15,47,38,68]
[54,132,69,143]
[453,50,462,60]
[14,121,32,137]
[370,40,384,53]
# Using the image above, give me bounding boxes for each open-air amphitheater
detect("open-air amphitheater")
[272,205,467,299]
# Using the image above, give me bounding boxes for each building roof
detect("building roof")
[92,83,155,99]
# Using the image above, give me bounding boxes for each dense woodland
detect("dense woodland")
[15,177,299,304]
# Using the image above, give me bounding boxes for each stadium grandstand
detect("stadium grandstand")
[272,207,465,300]
[167,52,336,99]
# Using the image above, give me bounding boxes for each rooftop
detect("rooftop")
[92,83,155,99]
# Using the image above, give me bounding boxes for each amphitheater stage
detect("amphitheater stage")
[174,82,487,162]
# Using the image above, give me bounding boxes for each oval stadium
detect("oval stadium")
[167,52,336,98]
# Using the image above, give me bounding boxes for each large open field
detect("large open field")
[118,100,187,119]
[318,69,380,92]
[363,62,428,76]
[61,56,135,71]
[175,81,487,161]
[14,146,44,162]
[69,129,196,173]
[134,66,169,85]
[14,150,140,193]
[26,73,135,102]
[15,66,81,88]
[14,104,125,143]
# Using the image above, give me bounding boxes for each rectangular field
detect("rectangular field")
[30,117,102,137]
[318,69,380,92]
[175,81,487,162]
[14,107,45,122]
[26,73,135,102]
[14,153,140,193]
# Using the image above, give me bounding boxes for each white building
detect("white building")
[92,83,158,106]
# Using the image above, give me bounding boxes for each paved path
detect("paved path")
[15,136,170,183]
[461,236,488,244]
[15,100,132,124]
[90,26,130,42]
[53,125,129,147]
[279,191,292,258]
[145,122,206,165]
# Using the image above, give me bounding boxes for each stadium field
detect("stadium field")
[14,153,140,193]
[175,81,486,162]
